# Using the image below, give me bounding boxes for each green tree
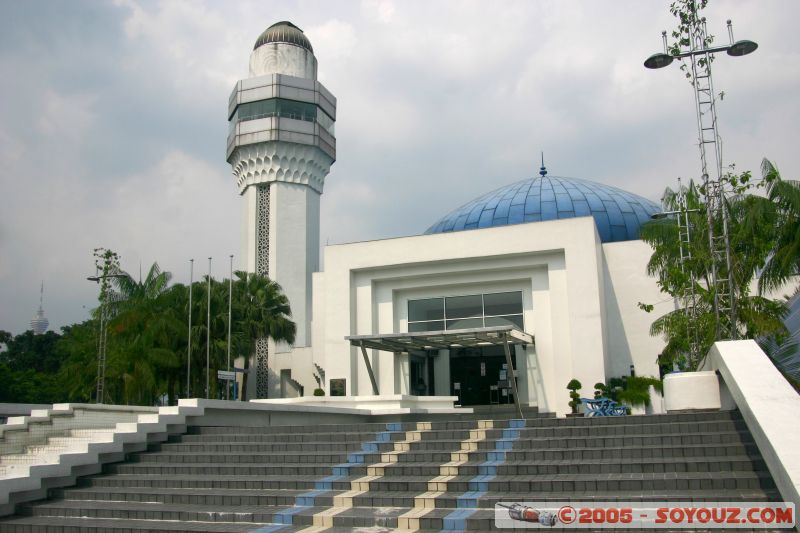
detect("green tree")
[0,330,68,403]
[56,320,100,403]
[231,271,296,400]
[107,263,184,405]
[744,159,800,294]
[640,177,787,371]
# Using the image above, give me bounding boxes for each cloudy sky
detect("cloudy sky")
[1,0,798,334]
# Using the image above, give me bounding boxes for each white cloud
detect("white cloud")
[37,90,96,143]
[362,0,395,24]
[1,0,799,335]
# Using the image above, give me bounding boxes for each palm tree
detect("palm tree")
[108,263,183,405]
[745,159,800,294]
[640,180,787,370]
[231,271,296,400]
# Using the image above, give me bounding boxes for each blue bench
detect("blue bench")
[581,397,627,417]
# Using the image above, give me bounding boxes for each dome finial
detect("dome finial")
[539,152,547,177]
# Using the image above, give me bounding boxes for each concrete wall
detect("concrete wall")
[250,42,317,79]
[306,216,614,416]
[708,340,800,514]
[601,239,668,380]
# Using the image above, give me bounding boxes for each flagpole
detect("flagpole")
[206,257,212,399]
[226,254,233,401]
[186,259,193,398]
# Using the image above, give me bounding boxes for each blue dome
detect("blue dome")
[424,176,660,243]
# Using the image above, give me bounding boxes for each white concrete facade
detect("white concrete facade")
[273,216,665,416]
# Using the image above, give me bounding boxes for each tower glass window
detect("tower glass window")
[407,291,524,332]
[229,98,335,135]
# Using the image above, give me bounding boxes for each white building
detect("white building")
[228,22,669,416]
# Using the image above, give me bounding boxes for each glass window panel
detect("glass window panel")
[508,204,525,224]
[573,200,591,216]
[453,213,469,230]
[484,314,524,329]
[477,208,496,228]
[483,292,522,316]
[610,225,628,241]
[495,198,511,218]
[501,185,518,200]
[586,193,604,210]
[592,212,612,241]
[555,193,574,213]
[445,295,483,319]
[613,194,635,213]
[541,201,557,219]
[408,298,444,321]
[511,189,528,206]
[317,109,335,133]
[623,212,640,237]
[604,200,625,226]
[408,320,444,332]
[483,194,501,211]
[446,317,484,330]
[592,186,611,201]
[465,203,484,224]
[524,194,540,215]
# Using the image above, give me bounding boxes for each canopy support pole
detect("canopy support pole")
[359,340,380,395]
[502,333,525,420]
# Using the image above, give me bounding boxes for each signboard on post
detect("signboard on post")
[217,370,236,381]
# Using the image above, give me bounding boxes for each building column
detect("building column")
[434,349,451,396]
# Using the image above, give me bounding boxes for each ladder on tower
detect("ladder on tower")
[96,305,108,404]
[687,17,736,341]
[676,180,701,364]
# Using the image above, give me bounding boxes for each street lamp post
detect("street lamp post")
[645,9,757,341]
[87,273,126,404]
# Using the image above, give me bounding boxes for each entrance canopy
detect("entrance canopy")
[345,326,533,418]
[345,325,533,353]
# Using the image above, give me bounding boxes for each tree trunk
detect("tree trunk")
[167,374,175,405]
[241,348,251,401]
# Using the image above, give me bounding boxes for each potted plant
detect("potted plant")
[566,379,582,417]
[313,388,325,396]
[618,376,661,407]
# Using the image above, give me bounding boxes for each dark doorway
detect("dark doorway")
[410,350,436,396]
[450,346,515,406]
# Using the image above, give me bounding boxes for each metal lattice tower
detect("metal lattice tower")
[96,303,108,403]
[685,17,736,341]
[646,5,757,343]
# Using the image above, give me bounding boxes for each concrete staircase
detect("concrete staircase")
[0,409,780,532]
[0,403,206,517]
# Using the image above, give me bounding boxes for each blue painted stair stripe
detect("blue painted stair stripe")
[439,419,525,533]
[249,422,403,533]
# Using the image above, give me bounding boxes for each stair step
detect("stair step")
[0,410,780,532]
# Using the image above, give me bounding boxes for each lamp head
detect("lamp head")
[644,52,674,69]
[727,39,758,57]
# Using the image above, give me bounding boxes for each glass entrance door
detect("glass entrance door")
[449,346,515,406]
